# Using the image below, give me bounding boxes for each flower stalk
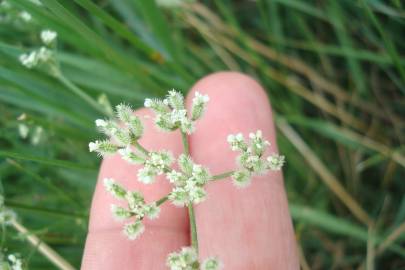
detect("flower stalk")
[181,131,199,254]
[211,171,234,181]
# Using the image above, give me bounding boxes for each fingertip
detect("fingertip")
[188,71,272,117]
[186,71,277,173]
[191,71,267,96]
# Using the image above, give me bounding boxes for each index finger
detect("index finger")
[187,72,299,269]
[81,108,189,270]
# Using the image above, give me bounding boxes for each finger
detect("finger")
[187,72,299,269]
[81,108,189,270]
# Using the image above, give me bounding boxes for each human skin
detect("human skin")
[81,72,299,270]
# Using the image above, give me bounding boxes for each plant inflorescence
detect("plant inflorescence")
[89,90,285,269]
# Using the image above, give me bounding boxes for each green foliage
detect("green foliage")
[0,0,404,268]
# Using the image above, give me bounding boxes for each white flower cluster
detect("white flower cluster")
[0,208,16,225]
[91,104,175,186]
[104,178,159,240]
[0,1,11,9]
[137,150,174,184]
[0,0,43,25]
[145,90,209,134]
[89,103,144,157]
[17,114,46,145]
[19,29,57,69]
[166,247,222,270]
[18,11,31,22]
[19,47,53,69]
[168,154,211,206]
[88,89,286,267]
[0,195,16,226]
[0,0,36,23]
[0,253,24,270]
[228,130,285,187]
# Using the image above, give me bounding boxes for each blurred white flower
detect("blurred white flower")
[18,124,29,139]
[0,1,11,8]
[19,47,53,69]
[0,208,16,225]
[18,11,31,22]
[19,51,37,69]
[7,254,24,270]
[40,29,57,45]
[31,126,43,145]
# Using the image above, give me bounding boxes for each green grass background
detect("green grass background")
[0,0,404,269]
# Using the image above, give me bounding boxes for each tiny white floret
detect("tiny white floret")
[144,98,152,108]
[95,119,107,127]
[88,141,99,152]
[19,11,32,22]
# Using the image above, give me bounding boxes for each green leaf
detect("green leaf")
[0,151,96,171]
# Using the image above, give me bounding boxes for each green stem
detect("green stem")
[188,203,199,253]
[156,195,169,207]
[181,131,198,253]
[134,140,149,155]
[181,131,190,156]
[211,171,234,181]
[55,71,110,116]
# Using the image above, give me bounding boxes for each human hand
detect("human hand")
[81,72,299,270]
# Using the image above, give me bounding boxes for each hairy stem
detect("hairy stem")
[211,171,234,181]
[181,131,190,156]
[181,131,199,254]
